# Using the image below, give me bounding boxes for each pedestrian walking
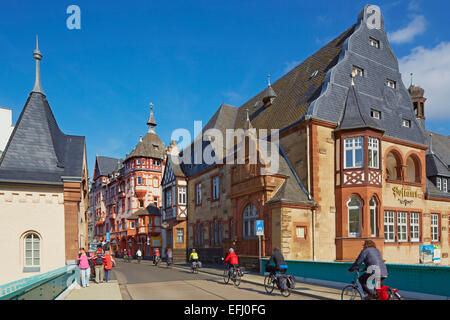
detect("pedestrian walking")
[76,248,91,288]
[136,249,142,263]
[103,250,115,282]
[93,248,105,283]
[167,248,173,266]
[127,249,131,262]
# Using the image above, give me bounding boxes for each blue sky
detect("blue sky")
[1,0,449,177]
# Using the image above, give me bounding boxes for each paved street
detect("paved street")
[112,260,321,300]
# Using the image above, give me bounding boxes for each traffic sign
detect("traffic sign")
[256,220,264,236]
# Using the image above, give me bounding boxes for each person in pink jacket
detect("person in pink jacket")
[76,248,91,288]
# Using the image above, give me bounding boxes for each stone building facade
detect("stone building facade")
[169,4,450,268]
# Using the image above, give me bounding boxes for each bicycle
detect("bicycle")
[341,271,402,300]
[191,261,200,274]
[222,263,242,287]
[264,269,291,297]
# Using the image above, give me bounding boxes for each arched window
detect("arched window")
[243,204,258,238]
[24,233,40,269]
[406,155,421,183]
[369,197,377,237]
[347,196,362,237]
[386,151,402,181]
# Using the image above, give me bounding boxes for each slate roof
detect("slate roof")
[337,85,383,132]
[127,204,161,220]
[266,146,314,205]
[167,154,186,177]
[233,25,356,131]
[126,132,167,160]
[0,92,85,184]
[96,156,123,177]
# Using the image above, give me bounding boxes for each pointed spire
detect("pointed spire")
[410,73,414,87]
[32,35,44,94]
[147,102,157,133]
[262,73,277,104]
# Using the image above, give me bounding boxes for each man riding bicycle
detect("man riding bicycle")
[265,247,287,274]
[189,249,199,268]
[348,240,388,300]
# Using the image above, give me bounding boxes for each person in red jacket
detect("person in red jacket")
[224,248,239,271]
[103,250,115,283]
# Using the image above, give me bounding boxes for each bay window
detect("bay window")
[344,137,364,169]
[368,138,379,169]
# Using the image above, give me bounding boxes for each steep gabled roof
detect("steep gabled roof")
[233,25,356,131]
[0,92,85,184]
[95,156,123,178]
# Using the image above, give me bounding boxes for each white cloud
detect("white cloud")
[398,42,450,120]
[388,15,426,44]
[283,60,301,74]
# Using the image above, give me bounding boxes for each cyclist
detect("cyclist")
[348,240,388,300]
[189,249,199,269]
[265,247,287,275]
[154,247,161,265]
[224,248,239,274]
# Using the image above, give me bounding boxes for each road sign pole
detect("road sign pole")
[258,235,261,272]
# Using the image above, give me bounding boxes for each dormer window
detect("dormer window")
[437,177,442,190]
[352,66,364,77]
[386,79,396,89]
[402,119,411,128]
[369,37,380,48]
[370,109,381,119]
[153,144,159,150]
[310,70,318,78]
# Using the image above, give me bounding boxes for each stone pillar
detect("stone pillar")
[63,181,82,263]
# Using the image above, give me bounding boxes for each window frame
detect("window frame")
[369,37,380,48]
[212,176,220,201]
[178,186,187,205]
[386,79,396,89]
[384,211,395,242]
[410,212,420,242]
[397,212,408,242]
[368,137,379,169]
[431,214,440,242]
[402,119,411,128]
[344,137,364,169]
[24,233,41,270]
[370,109,381,120]
[195,183,202,205]
[243,204,258,239]
[347,196,362,238]
[369,197,377,237]
[437,177,442,191]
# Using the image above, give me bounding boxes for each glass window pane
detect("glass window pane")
[355,149,363,167]
[345,150,353,168]
[33,257,40,266]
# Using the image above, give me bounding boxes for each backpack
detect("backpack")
[95,254,104,266]
[287,275,296,289]
[277,274,288,291]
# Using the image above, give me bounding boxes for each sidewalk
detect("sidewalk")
[64,270,122,300]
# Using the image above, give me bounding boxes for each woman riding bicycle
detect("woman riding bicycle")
[265,248,287,274]
[348,240,388,300]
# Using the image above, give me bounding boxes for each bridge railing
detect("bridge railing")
[260,258,450,297]
[0,265,79,300]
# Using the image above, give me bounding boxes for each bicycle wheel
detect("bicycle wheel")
[223,269,230,284]
[341,285,363,300]
[280,287,291,297]
[264,275,275,294]
[233,272,241,287]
